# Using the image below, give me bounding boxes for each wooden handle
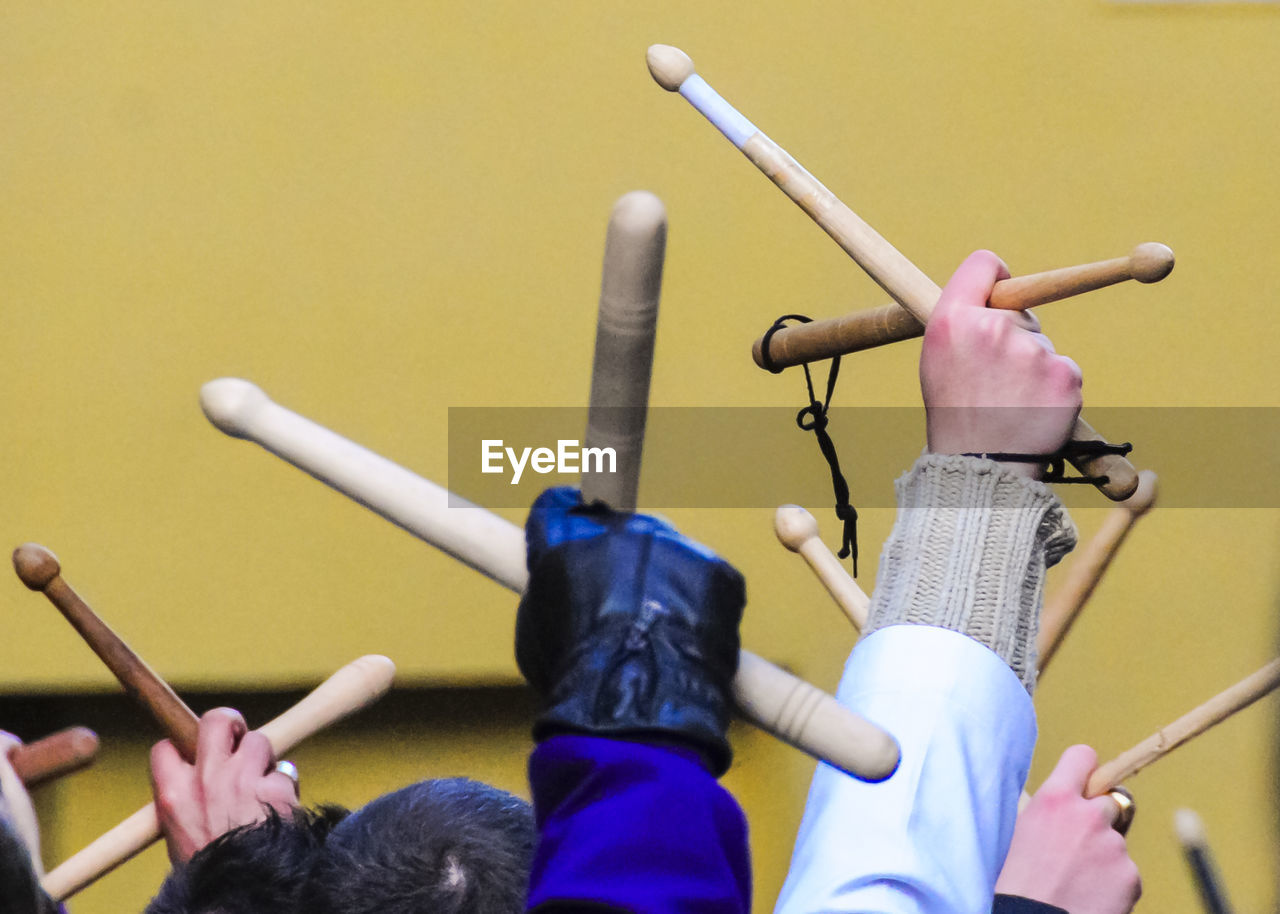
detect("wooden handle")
[653,47,1139,501]
[733,650,897,780]
[774,505,869,631]
[12,544,200,759]
[204,381,899,779]
[1085,657,1280,797]
[41,655,395,901]
[582,191,665,510]
[1036,471,1158,674]
[10,728,100,789]
[752,244,1174,370]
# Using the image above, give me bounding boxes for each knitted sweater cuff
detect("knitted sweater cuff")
[862,454,1077,693]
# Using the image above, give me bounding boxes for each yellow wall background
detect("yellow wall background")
[2,1,1277,911]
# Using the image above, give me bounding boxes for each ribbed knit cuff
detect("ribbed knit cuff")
[862,455,1077,693]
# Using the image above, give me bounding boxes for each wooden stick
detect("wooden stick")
[582,191,665,510]
[649,45,1139,501]
[12,545,200,759]
[1174,808,1235,914]
[774,505,868,631]
[41,655,395,901]
[201,378,899,782]
[1036,471,1158,674]
[751,244,1174,370]
[1085,657,1280,797]
[10,728,100,789]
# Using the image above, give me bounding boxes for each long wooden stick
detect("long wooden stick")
[774,505,868,632]
[581,191,665,510]
[1037,471,1158,674]
[10,728,100,789]
[752,244,1174,370]
[1086,658,1280,796]
[648,45,1138,501]
[13,545,200,760]
[200,378,900,781]
[41,655,395,901]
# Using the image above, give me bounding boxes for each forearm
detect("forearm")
[775,456,1073,914]
[527,734,751,914]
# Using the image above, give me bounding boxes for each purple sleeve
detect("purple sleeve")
[526,734,751,914]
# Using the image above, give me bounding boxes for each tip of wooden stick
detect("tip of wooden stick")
[201,377,268,439]
[1124,470,1159,517]
[610,190,667,236]
[774,505,819,552]
[1129,243,1175,283]
[647,45,695,91]
[65,726,101,759]
[13,544,60,591]
[350,654,397,696]
[1173,807,1206,847]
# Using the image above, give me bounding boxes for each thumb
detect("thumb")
[1037,743,1099,797]
[934,249,1010,317]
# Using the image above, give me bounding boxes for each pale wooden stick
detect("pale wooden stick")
[13,545,200,760]
[201,379,899,781]
[774,505,868,632]
[751,244,1174,370]
[1085,657,1280,797]
[648,44,1139,501]
[582,191,665,510]
[1036,471,1158,674]
[10,728,100,789]
[42,655,395,901]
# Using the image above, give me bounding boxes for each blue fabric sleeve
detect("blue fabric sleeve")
[526,734,751,914]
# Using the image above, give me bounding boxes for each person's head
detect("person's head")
[145,806,346,914]
[303,778,535,914]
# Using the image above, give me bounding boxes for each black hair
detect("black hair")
[301,778,535,914]
[145,805,347,914]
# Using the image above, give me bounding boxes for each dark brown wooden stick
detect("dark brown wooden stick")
[12,544,199,760]
[10,728,100,788]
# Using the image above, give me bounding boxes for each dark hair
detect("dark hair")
[145,805,347,914]
[0,815,55,914]
[301,778,535,914]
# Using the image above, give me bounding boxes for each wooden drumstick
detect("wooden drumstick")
[648,45,1139,501]
[774,505,869,631]
[1036,471,1158,674]
[13,545,199,759]
[751,244,1175,370]
[42,655,395,901]
[582,191,665,510]
[10,728,100,789]
[202,379,899,781]
[1085,657,1280,797]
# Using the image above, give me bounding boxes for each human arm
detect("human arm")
[994,745,1141,914]
[775,251,1081,914]
[517,487,752,913]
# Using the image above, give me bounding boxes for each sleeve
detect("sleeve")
[773,626,1035,914]
[526,733,751,914]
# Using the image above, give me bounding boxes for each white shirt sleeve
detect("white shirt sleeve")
[773,625,1036,914]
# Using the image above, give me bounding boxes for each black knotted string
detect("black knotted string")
[763,314,858,576]
[960,439,1134,485]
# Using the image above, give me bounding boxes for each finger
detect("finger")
[934,250,1011,317]
[233,731,276,787]
[148,740,195,807]
[195,708,247,768]
[262,761,301,809]
[1038,743,1099,796]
